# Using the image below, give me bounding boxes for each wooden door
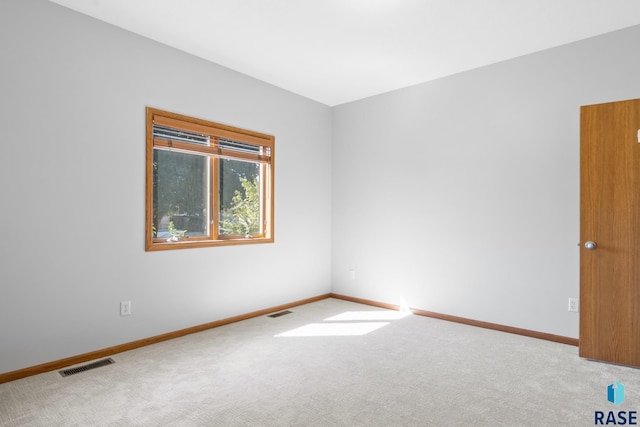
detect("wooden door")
[580,98,640,367]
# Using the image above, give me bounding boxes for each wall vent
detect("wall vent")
[59,358,115,377]
[268,310,292,318]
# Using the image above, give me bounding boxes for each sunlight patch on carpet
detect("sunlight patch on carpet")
[324,310,411,322]
[275,322,390,337]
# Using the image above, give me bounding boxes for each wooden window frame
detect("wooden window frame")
[145,107,274,251]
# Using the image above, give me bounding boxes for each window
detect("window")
[146,107,274,250]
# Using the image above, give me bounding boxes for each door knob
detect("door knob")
[585,241,597,250]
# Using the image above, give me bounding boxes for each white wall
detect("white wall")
[332,24,640,339]
[3,1,640,376]
[0,0,332,374]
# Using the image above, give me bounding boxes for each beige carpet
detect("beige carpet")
[1,298,639,426]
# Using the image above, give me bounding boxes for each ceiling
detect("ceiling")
[49,0,640,106]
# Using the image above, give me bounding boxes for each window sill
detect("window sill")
[146,237,274,251]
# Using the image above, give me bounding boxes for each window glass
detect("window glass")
[219,159,261,237]
[153,149,209,240]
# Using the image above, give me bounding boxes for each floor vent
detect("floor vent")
[268,310,292,318]
[59,358,115,377]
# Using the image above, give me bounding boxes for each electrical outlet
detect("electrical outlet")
[349,270,356,281]
[120,300,131,316]
[568,297,579,312]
